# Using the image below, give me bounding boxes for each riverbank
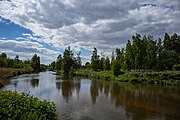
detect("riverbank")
[74,70,180,86]
[0,90,57,120]
[0,67,33,79]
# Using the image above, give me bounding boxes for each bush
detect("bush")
[173,64,180,71]
[0,90,57,120]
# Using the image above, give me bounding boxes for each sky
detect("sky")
[0,0,180,64]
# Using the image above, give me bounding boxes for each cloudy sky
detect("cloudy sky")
[0,0,180,64]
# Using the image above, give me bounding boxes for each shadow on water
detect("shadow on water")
[1,72,180,120]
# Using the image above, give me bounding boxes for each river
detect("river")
[1,71,180,120]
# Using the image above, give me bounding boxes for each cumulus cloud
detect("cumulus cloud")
[0,39,59,64]
[0,0,180,63]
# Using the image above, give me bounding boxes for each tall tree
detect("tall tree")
[156,38,164,70]
[132,33,143,70]
[91,47,100,71]
[164,33,171,50]
[31,54,40,73]
[146,36,157,69]
[125,40,133,71]
[76,51,82,69]
[56,54,62,71]
[62,46,74,75]
[112,60,121,76]
[104,56,111,70]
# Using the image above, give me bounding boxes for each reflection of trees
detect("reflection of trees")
[56,77,81,103]
[90,80,99,104]
[90,80,180,120]
[30,79,39,88]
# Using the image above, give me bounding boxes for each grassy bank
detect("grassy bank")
[0,90,57,120]
[74,70,180,86]
[0,67,33,79]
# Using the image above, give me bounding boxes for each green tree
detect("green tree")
[112,60,121,76]
[125,40,133,71]
[104,56,111,70]
[31,54,40,73]
[75,51,82,69]
[164,33,171,50]
[56,54,62,71]
[0,53,7,67]
[146,36,157,70]
[91,47,100,71]
[62,46,74,75]
[132,33,143,70]
[156,38,164,70]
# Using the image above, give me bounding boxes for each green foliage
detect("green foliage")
[49,47,82,74]
[31,54,41,73]
[0,90,57,120]
[91,47,100,71]
[173,64,180,71]
[62,46,74,75]
[104,56,111,70]
[55,54,62,71]
[0,68,33,80]
[112,60,121,76]
[0,53,43,73]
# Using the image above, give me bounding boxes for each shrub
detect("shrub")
[173,64,180,71]
[0,90,57,120]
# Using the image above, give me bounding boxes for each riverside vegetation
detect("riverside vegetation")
[50,33,180,86]
[1,32,180,119]
[0,53,47,79]
[0,53,56,119]
[0,90,57,120]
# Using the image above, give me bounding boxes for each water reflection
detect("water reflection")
[90,81,180,120]
[56,76,81,103]
[30,79,39,88]
[1,72,180,120]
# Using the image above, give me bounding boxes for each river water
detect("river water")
[1,71,180,120]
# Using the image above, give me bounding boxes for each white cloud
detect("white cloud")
[0,39,59,64]
[0,0,180,63]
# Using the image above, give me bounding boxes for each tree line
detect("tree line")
[90,33,180,76]
[49,46,81,75]
[0,53,46,72]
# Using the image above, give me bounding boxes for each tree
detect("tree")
[0,55,7,67]
[85,62,91,69]
[31,54,40,73]
[164,33,171,50]
[56,54,62,71]
[62,46,74,75]
[111,51,115,65]
[146,36,157,70]
[104,56,111,70]
[132,33,143,70]
[125,40,133,71]
[49,61,56,71]
[1,53,7,58]
[75,51,81,69]
[156,38,164,70]
[91,47,100,71]
[112,60,121,76]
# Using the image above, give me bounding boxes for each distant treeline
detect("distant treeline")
[0,53,47,73]
[51,32,180,76]
[49,46,81,75]
[89,33,180,76]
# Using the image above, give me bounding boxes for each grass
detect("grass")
[74,70,180,86]
[0,67,33,79]
[0,90,57,120]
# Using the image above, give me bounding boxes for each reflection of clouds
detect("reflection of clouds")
[2,72,180,120]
